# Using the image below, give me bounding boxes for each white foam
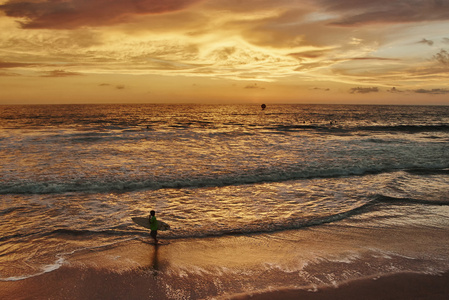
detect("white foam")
[0,257,65,282]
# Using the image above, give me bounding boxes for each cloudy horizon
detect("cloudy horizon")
[1,0,448,105]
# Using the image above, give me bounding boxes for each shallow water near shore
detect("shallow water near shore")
[2,208,449,299]
[1,104,449,298]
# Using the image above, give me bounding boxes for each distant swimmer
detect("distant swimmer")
[261,104,266,110]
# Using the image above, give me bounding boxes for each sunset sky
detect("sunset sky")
[1,0,449,105]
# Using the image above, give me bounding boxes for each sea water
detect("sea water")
[1,104,449,288]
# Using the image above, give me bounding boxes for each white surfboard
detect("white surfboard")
[132,217,170,231]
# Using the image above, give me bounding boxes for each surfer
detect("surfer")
[149,210,158,244]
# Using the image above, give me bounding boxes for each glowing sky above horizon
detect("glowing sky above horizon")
[1,0,449,105]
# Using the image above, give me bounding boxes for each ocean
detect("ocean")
[1,104,449,298]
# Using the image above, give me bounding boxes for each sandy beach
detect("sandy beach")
[2,265,448,300]
[2,225,449,300]
[230,272,449,300]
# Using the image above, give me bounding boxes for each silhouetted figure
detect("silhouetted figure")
[261,104,266,110]
[149,210,158,244]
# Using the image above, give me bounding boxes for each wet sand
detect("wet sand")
[1,265,448,300]
[1,230,449,300]
[2,222,449,300]
[230,272,449,300]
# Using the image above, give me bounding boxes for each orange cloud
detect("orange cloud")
[414,88,449,95]
[0,0,203,29]
[41,69,82,77]
[0,60,37,68]
[244,83,265,90]
[434,49,449,66]
[349,87,379,94]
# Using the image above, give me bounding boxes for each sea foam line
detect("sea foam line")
[0,238,137,282]
[0,257,65,282]
[2,165,448,195]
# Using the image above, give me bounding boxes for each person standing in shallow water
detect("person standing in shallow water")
[149,210,158,244]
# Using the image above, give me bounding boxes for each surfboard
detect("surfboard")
[132,217,170,231]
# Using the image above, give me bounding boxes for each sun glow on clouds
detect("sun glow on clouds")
[0,0,448,104]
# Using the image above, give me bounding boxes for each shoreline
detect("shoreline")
[228,271,449,300]
[2,213,449,300]
[1,267,448,300]
[1,229,449,300]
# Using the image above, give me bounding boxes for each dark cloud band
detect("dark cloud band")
[320,0,449,26]
[414,88,449,94]
[0,0,202,29]
[350,87,379,94]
